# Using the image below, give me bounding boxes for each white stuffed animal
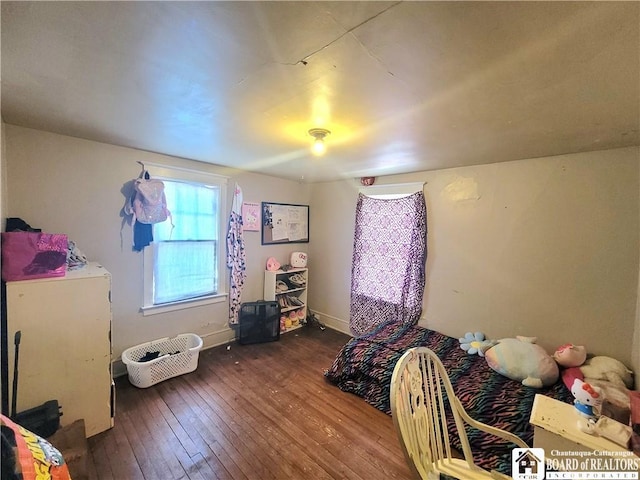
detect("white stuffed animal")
[485,336,559,388]
[580,356,633,389]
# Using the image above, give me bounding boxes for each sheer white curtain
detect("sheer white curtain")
[153,180,219,304]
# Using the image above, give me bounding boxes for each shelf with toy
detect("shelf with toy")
[276,286,305,295]
[279,308,306,333]
[264,264,307,334]
[279,304,306,314]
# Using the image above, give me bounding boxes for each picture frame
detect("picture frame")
[241,202,260,231]
[261,202,309,245]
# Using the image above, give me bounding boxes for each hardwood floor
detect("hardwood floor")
[87,326,412,480]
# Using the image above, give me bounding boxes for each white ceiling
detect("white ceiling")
[2,1,638,183]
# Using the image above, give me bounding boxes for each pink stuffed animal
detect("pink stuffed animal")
[266,257,281,271]
[554,343,587,368]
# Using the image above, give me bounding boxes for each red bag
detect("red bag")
[1,232,68,281]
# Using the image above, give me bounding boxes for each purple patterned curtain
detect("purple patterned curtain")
[349,191,427,337]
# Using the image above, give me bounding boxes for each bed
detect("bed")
[324,320,573,475]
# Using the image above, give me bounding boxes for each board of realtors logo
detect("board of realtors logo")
[512,448,545,480]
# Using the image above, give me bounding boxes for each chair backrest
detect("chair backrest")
[390,347,527,479]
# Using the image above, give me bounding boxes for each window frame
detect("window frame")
[358,182,425,199]
[140,163,229,316]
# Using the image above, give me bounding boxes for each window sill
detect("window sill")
[141,293,228,316]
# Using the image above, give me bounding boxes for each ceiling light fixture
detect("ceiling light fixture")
[308,128,331,156]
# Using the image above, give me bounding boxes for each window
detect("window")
[349,183,427,336]
[142,165,228,315]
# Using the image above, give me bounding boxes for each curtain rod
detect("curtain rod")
[358,181,426,195]
[137,160,230,180]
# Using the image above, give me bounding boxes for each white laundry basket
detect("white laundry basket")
[121,333,203,388]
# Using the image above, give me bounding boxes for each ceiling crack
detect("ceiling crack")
[285,1,403,67]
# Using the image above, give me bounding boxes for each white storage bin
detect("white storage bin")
[121,333,203,388]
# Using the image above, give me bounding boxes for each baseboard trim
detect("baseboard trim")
[311,310,350,336]
[112,327,237,378]
[112,318,352,379]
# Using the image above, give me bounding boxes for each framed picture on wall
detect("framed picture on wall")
[261,202,309,245]
[242,202,260,231]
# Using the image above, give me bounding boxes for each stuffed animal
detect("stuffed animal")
[571,378,603,419]
[553,344,587,368]
[561,366,584,391]
[580,356,633,389]
[484,336,559,388]
[266,257,281,271]
[458,332,495,357]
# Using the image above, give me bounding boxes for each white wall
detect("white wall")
[4,125,311,375]
[309,147,640,366]
[5,124,639,372]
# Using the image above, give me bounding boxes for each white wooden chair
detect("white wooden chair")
[390,347,529,480]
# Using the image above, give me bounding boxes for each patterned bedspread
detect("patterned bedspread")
[324,321,573,475]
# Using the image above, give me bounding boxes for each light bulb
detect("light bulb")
[312,138,326,156]
[308,128,330,156]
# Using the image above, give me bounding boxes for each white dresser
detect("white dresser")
[6,262,113,437]
[529,394,640,466]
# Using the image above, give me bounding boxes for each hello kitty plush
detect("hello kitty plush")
[571,378,603,419]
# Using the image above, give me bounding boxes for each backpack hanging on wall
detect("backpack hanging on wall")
[125,171,170,225]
